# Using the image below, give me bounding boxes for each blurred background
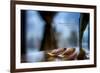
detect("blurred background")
[21,10,89,62]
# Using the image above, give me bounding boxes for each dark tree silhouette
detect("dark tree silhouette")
[39,11,57,51]
[77,13,89,60]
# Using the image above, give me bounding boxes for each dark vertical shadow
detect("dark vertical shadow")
[21,10,26,56]
[88,24,90,51]
[39,11,57,51]
[78,13,89,60]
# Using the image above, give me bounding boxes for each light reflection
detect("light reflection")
[53,12,80,48]
[26,10,45,51]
